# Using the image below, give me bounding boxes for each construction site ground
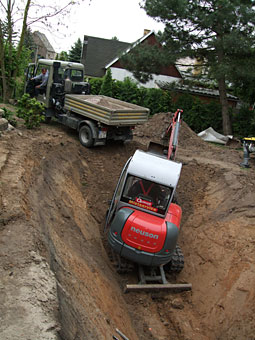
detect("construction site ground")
[0,107,255,340]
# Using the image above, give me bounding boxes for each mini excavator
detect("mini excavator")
[105,109,192,292]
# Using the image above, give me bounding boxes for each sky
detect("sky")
[47,0,165,53]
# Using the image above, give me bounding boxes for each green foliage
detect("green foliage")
[89,76,172,115]
[0,43,30,99]
[89,77,103,94]
[132,1,255,134]
[68,38,82,62]
[99,69,113,96]
[173,94,222,133]
[2,107,17,127]
[113,78,141,105]
[232,104,255,138]
[142,88,172,114]
[24,27,36,60]
[56,51,69,61]
[121,43,170,83]
[16,94,45,129]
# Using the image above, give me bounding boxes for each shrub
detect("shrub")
[2,107,17,127]
[16,94,45,129]
[89,78,103,94]
[173,94,222,133]
[232,104,255,138]
[99,69,113,97]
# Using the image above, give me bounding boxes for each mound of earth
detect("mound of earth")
[134,112,210,151]
[0,108,255,340]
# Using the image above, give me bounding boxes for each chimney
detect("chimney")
[81,36,88,68]
[143,29,150,36]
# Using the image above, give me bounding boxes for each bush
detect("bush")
[232,104,255,138]
[99,69,113,96]
[16,94,45,129]
[2,107,17,127]
[89,78,103,94]
[113,78,141,105]
[173,94,222,133]
[143,88,172,115]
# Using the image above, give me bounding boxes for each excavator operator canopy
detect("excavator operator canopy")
[127,150,182,189]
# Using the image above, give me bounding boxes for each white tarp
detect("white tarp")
[197,127,231,145]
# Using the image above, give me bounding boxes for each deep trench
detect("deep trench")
[27,140,210,340]
[27,138,238,340]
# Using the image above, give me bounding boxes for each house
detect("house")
[81,30,183,88]
[32,31,56,61]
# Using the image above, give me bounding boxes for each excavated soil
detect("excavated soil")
[0,109,255,340]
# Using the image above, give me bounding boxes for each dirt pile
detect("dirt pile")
[0,109,255,340]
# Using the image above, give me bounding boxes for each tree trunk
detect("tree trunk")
[10,0,31,99]
[218,76,232,135]
[0,20,7,103]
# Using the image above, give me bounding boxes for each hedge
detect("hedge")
[88,74,255,137]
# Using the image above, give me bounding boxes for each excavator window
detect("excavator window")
[121,175,172,215]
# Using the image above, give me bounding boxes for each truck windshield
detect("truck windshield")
[58,68,84,82]
[121,175,173,215]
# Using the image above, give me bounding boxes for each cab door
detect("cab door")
[24,63,35,94]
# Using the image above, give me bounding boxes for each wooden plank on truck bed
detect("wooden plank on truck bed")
[124,283,192,293]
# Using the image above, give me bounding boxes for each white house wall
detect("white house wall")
[109,67,181,89]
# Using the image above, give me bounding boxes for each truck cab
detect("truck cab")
[25,59,90,114]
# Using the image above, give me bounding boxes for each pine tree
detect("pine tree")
[57,51,68,61]
[99,69,113,97]
[126,0,255,134]
[68,38,82,62]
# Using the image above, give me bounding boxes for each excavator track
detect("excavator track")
[109,250,134,274]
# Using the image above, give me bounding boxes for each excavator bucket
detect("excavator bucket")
[147,141,167,157]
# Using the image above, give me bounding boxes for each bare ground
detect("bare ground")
[0,110,255,340]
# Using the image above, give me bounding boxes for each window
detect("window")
[35,65,49,76]
[121,175,172,215]
[70,69,83,81]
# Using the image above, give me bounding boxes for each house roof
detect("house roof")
[157,82,239,101]
[32,31,55,53]
[105,30,155,69]
[81,35,130,78]
[81,31,182,80]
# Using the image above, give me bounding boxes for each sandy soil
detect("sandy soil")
[0,109,255,340]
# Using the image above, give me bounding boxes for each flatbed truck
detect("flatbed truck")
[25,59,149,147]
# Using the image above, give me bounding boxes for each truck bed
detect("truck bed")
[64,94,149,126]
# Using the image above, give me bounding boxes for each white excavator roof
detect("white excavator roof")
[127,149,182,189]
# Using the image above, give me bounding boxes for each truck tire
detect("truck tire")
[79,125,94,148]
[164,245,184,274]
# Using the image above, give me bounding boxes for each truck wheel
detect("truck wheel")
[79,125,94,148]
[164,245,184,274]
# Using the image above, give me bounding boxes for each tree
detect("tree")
[126,0,255,135]
[56,51,69,61]
[0,1,87,103]
[24,27,36,60]
[68,38,82,62]
[99,69,113,97]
